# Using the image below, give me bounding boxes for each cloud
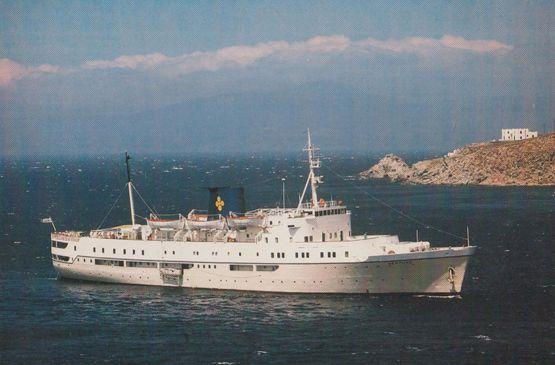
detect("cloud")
[81,34,514,75]
[1,34,513,86]
[0,58,63,86]
[357,35,513,54]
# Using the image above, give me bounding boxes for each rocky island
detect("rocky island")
[359,133,555,186]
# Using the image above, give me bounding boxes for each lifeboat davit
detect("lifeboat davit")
[186,210,225,230]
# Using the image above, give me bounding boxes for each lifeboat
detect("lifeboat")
[146,214,184,230]
[226,211,265,228]
[186,210,225,230]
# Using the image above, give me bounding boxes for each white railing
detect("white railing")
[51,231,83,242]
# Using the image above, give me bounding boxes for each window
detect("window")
[265,237,268,243]
[95,259,124,266]
[277,253,280,258]
[141,250,144,255]
[126,261,157,268]
[256,265,279,271]
[309,236,313,242]
[301,252,305,258]
[304,236,308,242]
[275,237,278,243]
[230,265,253,271]
[345,251,349,257]
[113,248,116,254]
[123,249,126,254]
[306,252,310,258]
[320,252,324,258]
[334,232,337,238]
[93,247,96,253]
[172,251,175,255]
[133,249,136,255]
[282,252,285,258]
[271,253,274,258]
[322,233,325,242]
[327,252,331,258]
[74,246,76,251]
[332,252,336,258]
[295,252,299,258]
[239,252,242,256]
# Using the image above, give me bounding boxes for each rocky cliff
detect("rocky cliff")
[359,133,555,186]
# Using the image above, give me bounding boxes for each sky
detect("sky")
[0,1,553,156]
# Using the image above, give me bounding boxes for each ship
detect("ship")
[50,130,476,294]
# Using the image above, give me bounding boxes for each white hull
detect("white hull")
[52,237,474,294]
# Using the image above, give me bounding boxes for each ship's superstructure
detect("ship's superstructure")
[50,131,475,294]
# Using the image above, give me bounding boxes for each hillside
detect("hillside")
[359,133,555,186]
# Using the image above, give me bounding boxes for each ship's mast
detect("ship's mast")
[298,129,322,209]
[125,152,136,226]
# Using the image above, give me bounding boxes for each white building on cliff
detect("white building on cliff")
[500,128,538,141]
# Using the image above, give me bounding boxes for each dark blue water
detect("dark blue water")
[1,155,553,364]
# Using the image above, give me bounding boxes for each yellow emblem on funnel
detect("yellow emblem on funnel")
[215,196,225,212]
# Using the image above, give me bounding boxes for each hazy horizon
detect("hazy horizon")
[1,1,553,156]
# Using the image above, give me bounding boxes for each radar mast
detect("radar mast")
[125,152,136,226]
[298,128,322,209]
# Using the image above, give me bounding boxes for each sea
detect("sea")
[0,153,553,364]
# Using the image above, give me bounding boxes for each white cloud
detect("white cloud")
[0,58,64,86]
[0,35,513,86]
[81,34,514,75]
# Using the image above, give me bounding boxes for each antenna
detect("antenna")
[282,177,286,209]
[125,152,136,226]
[298,129,322,209]
[466,226,470,246]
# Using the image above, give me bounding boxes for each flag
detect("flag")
[41,217,53,224]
